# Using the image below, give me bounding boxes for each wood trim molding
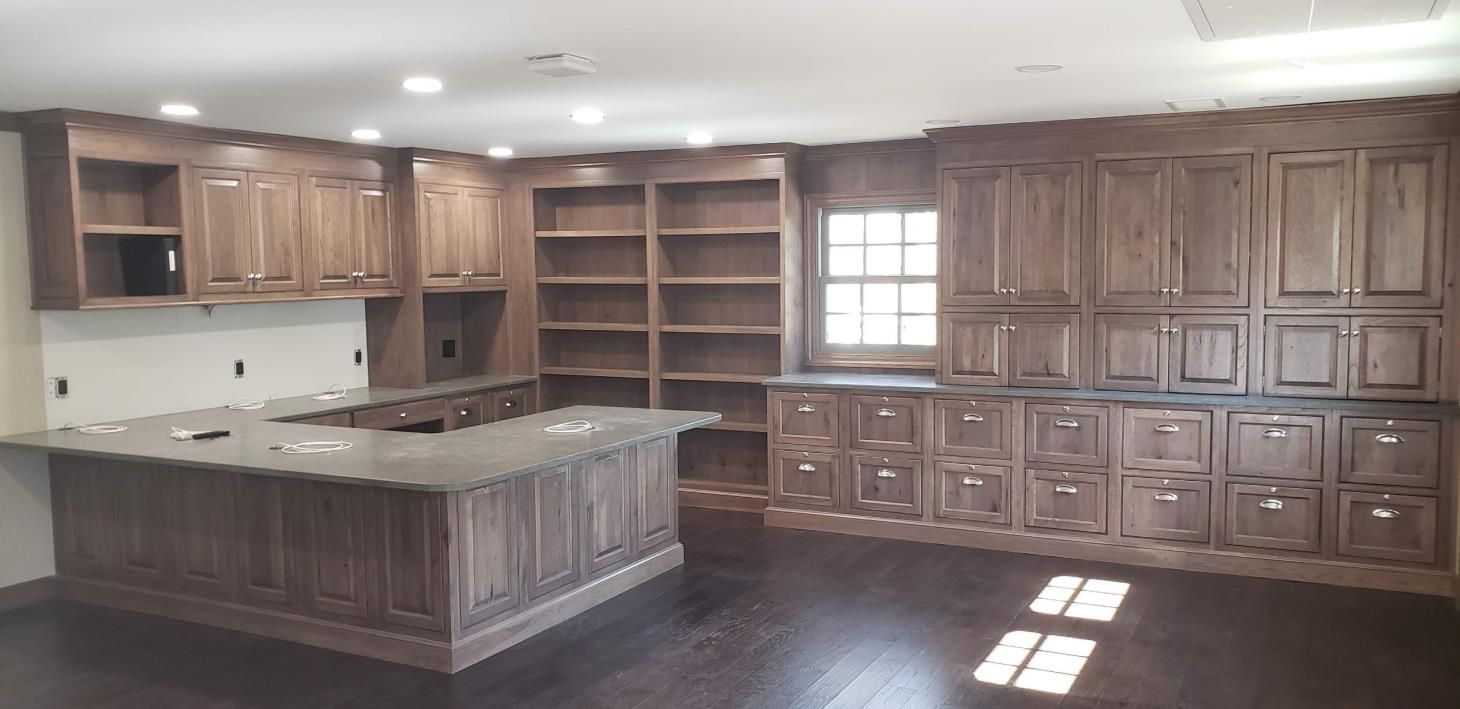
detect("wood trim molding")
[678,485,768,513]
[513,142,805,171]
[804,138,936,160]
[0,576,56,614]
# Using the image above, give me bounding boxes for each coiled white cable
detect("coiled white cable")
[272,441,354,454]
[63,423,128,435]
[543,420,595,433]
[226,398,267,411]
[312,384,348,401]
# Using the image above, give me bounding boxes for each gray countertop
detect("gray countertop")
[0,375,720,492]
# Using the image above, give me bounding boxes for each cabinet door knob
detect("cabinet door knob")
[1349,329,1360,337]
[1375,433,1405,444]
[797,463,817,472]
[1008,288,1017,294]
[1258,499,1285,511]
[1262,428,1289,439]
[1154,423,1180,433]
[961,476,984,486]
[1371,508,1400,519]
[1340,330,1350,336]
[1153,492,1179,502]
[961,413,985,423]
[876,469,897,478]
[1054,484,1078,494]
[1341,288,1351,294]
[876,408,897,417]
[1053,418,1080,429]
[1159,287,1170,294]
[1352,288,1361,295]
[1169,327,1179,335]
[1170,288,1180,295]
[796,404,816,413]
[1007,325,1017,331]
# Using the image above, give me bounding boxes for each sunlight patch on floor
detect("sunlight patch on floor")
[973,630,1096,695]
[1028,575,1130,622]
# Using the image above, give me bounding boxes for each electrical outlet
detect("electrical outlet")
[442,339,457,358]
[47,376,69,398]
[354,348,363,366]
[234,359,245,378]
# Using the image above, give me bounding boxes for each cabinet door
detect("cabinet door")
[356,182,397,289]
[935,462,1010,526]
[446,394,484,430]
[296,482,370,621]
[1008,313,1079,389]
[1266,151,1354,307]
[235,475,293,609]
[1095,158,1169,306]
[1171,155,1251,306]
[488,387,532,422]
[939,312,1007,386]
[464,187,505,286]
[1093,314,1167,392]
[850,395,922,454]
[523,463,581,600]
[1340,417,1441,488]
[249,172,304,293]
[456,481,521,629]
[1352,146,1447,308]
[583,450,633,574]
[194,168,253,294]
[1337,491,1438,564]
[1227,413,1325,481]
[418,183,466,287]
[941,167,1010,305]
[306,177,356,291]
[1010,163,1082,305]
[1026,469,1108,534]
[1348,316,1441,402]
[635,437,678,553]
[1225,484,1321,553]
[1169,315,1248,395]
[174,471,236,598]
[375,489,448,632]
[1263,316,1348,398]
[113,467,176,589]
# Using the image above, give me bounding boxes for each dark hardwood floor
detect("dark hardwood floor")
[1,508,1456,708]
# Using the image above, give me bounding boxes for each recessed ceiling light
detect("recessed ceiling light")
[570,108,605,125]
[1259,95,1303,103]
[402,77,443,93]
[487,146,514,158]
[1015,64,1063,73]
[160,104,199,117]
[686,131,714,145]
[925,119,961,126]
[351,128,382,140]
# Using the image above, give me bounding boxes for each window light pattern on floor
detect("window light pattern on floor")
[973,630,1096,694]
[1028,576,1130,621]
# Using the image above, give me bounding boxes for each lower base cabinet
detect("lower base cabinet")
[933,461,1010,525]
[1338,491,1438,564]
[1026,469,1108,534]
[771,449,839,509]
[1120,476,1210,543]
[850,453,923,517]
[1225,484,1322,553]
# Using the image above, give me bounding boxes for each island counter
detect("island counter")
[0,380,719,672]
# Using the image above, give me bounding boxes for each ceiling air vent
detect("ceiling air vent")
[1164,98,1228,113]
[527,53,598,77]
[1181,0,1451,42]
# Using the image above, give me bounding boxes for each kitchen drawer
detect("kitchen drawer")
[934,399,1013,460]
[446,394,485,430]
[1121,476,1210,543]
[1122,408,1211,474]
[352,398,446,430]
[294,412,352,427]
[1226,413,1324,481]
[1026,469,1108,534]
[933,461,1010,525]
[772,392,840,448]
[1337,491,1438,564]
[1026,404,1109,468]
[1340,418,1441,488]
[850,454,923,517]
[851,395,922,453]
[771,450,840,510]
[1225,484,1321,553]
[489,386,532,421]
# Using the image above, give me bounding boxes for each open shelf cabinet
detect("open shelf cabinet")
[67,158,190,303]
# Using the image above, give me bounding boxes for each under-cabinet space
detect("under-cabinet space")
[533,185,647,235]
[657,232,779,279]
[678,428,768,488]
[536,235,647,279]
[538,330,649,377]
[661,380,767,431]
[540,375,650,410]
[77,159,182,229]
[655,180,781,231]
[660,331,781,379]
[423,291,509,383]
[538,283,648,327]
[658,283,780,329]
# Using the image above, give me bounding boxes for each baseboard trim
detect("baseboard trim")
[766,508,1456,598]
[679,487,767,513]
[0,576,57,614]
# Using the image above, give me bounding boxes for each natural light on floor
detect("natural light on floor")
[973,630,1097,695]
[1027,576,1130,622]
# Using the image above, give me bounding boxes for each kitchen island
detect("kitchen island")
[0,379,719,672]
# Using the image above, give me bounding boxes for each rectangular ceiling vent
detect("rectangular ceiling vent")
[1164,98,1228,113]
[1182,0,1451,42]
[527,53,598,77]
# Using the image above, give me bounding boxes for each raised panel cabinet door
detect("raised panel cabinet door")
[305,176,356,291]
[771,449,840,510]
[1171,155,1252,306]
[174,471,236,598]
[1340,417,1441,488]
[1121,408,1212,475]
[464,187,505,285]
[584,450,633,574]
[418,183,467,287]
[1168,315,1248,395]
[1226,413,1325,481]
[51,460,115,579]
[375,489,449,632]
[356,182,397,289]
[1262,316,1348,398]
[114,466,176,588]
[1010,162,1082,305]
[1025,404,1109,468]
[1225,484,1322,553]
[1026,469,1108,535]
[933,399,1013,460]
[850,454,923,517]
[1093,314,1167,393]
[772,391,840,448]
[941,166,1011,305]
[934,462,1011,526]
[249,172,305,293]
[446,394,485,431]
[456,482,522,629]
[1352,145,1447,308]
[1120,476,1210,544]
[1095,158,1170,306]
[523,463,582,600]
[851,395,922,454]
[939,312,1007,386]
[1337,491,1438,564]
[1266,151,1355,307]
[1008,313,1079,389]
[235,475,293,608]
[296,482,370,621]
[1347,317,1441,402]
[635,436,678,553]
[194,168,252,294]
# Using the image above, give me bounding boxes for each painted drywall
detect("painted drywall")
[0,131,54,588]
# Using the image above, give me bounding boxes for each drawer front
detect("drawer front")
[1340,418,1441,488]
[851,396,923,453]
[1121,408,1211,474]
[1121,476,1210,543]
[1226,414,1324,481]
[1225,484,1321,553]
[772,392,840,448]
[1026,404,1109,468]
[1337,492,1438,564]
[489,387,532,421]
[352,398,446,430]
[1026,469,1108,534]
[851,454,923,517]
[934,399,1013,460]
[934,461,1010,525]
[771,450,840,510]
[294,412,352,427]
[446,395,485,430]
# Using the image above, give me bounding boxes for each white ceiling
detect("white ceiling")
[1,0,1457,157]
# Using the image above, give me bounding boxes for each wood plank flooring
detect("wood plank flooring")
[1,508,1456,708]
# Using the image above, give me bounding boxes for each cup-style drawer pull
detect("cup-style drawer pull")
[961,476,984,486]
[797,463,817,472]
[876,468,898,478]
[460,409,471,416]
[1154,423,1180,433]
[399,412,409,418]
[1258,499,1285,511]
[1053,418,1080,429]
[1262,428,1289,439]
[962,413,985,423]
[1375,433,1405,444]
[1054,484,1078,494]
[796,404,816,413]
[505,401,516,408]
[876,408,897,417]
[1371,508,1400,519]
[1153,492,1180,502]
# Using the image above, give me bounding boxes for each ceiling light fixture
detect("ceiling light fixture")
[925,119,961,126]
[351,128,382,140]
[402,77,443,93]
[685,131,714,145]
[160,104,199,117]
[487,146,514,158]
[1259,95,1304,103]
[570,108,605,125]
[1015,64,1063,73]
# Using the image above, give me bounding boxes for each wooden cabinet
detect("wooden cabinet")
[352,397,447,431]
[583,450,633,574]
[940,312,1078,388]
[522,463,582,600]
[941,167,1009,306]
[1225,484,1321,553]
[375,490,449,632]
[1337,491,1438,564]
[934,461,1010,526]
[934,399,1013,460]
[194,169,304,295]
[1264,316,1439,401]
[1121,408,1211,474]
[295,482,371,621]
[1026,404,1108,468]
[1026,469,1107,534]
[235,475,294,609]
[1121,476,1210,543]
[1226,413,1325,481]
[1263,316,1349,398]
[635,436,678,553]
[418,182,505,289]
[455,481,522,629]
[940,312,1007,386]
[1266,151,1354,307]
[1340,417,1441,488]
[850,454,922,517]
[489,387,532,421]
[1093,314,1165,392]
[850,395,921,454]
[305,177,396,292]
[772,391,840,448]
[1096,159,1170,306]
[446,394,484,430]
[1095,314,1247,395]
[771,449,840,510]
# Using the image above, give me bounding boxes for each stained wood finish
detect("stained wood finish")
[1169,314,1248,395]
[1171,154,1252,306]
[584,450,634,574]
[1009,162,1082,305]
[295,482,370,620]
[1093,314,1165,392]
[1096,158,1170,306]
[1337,491,1439,564]
[933,398,1013,460]
[1266,151,1355,307]
[635,436,678,553]
[1122,476,1211,543]
[522,464,581,601]
[771,391,840,448]
[1122,408,1212,474]
[1348,316,1441,401]
[248,172,304,293]
[850,453,922,517]
[1025,403,1109,468]
[351,397,447,430]
[1351,145,1447,308]
[1007,313,1079,389]
[770,449,840,510]
[1225,484,1322,553]
[173,471,235,597]
[194,168,252,294]
[941,166,1009,305]
[1026,469,1107,534]
[235,475,293,608]
[933,461,1010,525]
[376,490,448,632]
[1263,316,1349,398]
[456,481,521,629]
[1340,417,1441,488]
[356,182,397,289]
[939,311,1006,386]
[850,394,921,453]
[306,177,356,291]
[488,387,531,421]
[419,182,468,288]
[464,187,505,286]
[1226,413,1325,481]
[445,394,484,430]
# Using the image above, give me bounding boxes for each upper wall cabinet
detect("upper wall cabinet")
[418,182,505,290]
[306,177,397,292]
[194,169,304,295]
[1267,146,1447,308]
[941,167,1009,306]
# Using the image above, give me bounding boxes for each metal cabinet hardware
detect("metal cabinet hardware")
[1053,418,1080,428]
[876,408,897,417]
[961,476,984,486]
[1262,428,1288,439]
[1375,433,1405,444]
[962,413,985,423]
[796,404,816,413]
[1153,492,1180,502]
[1154,423,1180,433]
[876,469,897,478]
[797,463,817,472]
[1371,508,1400,519]
[1258,499,1285,511]
[1054,484,1078,494]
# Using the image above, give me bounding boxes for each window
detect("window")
[813,201,937,365]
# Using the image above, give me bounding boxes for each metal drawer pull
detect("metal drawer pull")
[876,469,898,478]
[1375,433,1405,444]
[797,463,817,472]
[962,413,985,423]
[1371,508,1400,519]
[1153,492,1180,502]
[1262,428,1288,439]
[876,408,897,417]
[399,412,408,418]
[961,476,984,486]
[1258,499,1285,511]
[460,409,470,416]
[796,404,816,413]
[505,401,516,408]
[1154,423,1180,433]
[1053,418,1080,429]
[1054,484,1078,494]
